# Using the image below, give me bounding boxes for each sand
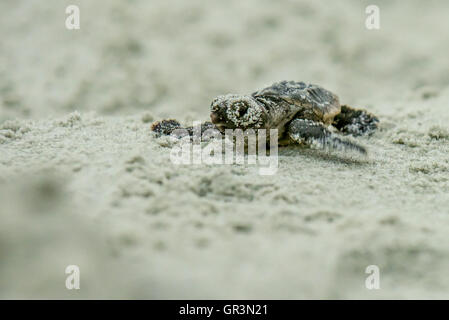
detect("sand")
[1,0,449,299]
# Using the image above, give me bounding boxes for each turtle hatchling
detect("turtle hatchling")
[151,81,379,154]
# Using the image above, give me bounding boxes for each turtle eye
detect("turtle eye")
[237,103,248,116]
[232,102,248,116]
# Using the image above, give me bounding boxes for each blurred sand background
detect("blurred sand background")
[1,0,449,299]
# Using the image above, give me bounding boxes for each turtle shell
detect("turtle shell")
[252,81,341,125]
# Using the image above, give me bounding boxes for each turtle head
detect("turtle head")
[210,94,264,132]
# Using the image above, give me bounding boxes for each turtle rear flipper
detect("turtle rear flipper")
[288,119,367,155]
[333,105,379,136]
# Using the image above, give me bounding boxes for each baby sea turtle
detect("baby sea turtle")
[152,81,379,154]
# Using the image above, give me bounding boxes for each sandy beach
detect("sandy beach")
[1,0,449,299]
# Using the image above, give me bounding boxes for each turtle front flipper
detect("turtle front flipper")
[288,119,367,155]
[151,119,182,136]
[332,105,379,136]
[151,119,218,139]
